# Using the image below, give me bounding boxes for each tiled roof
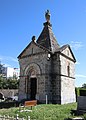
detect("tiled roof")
[36,22,60,53]
[56,44,76,62]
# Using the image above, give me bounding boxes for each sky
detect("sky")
[0,0,86,87]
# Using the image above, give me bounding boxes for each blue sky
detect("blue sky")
[0,0,86,87]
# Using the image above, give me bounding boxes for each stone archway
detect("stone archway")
[24,63,41,100]
[24,63,41,76]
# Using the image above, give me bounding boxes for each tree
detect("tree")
[82,83,86,88]
[0,76,19,89]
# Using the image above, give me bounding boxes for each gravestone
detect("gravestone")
[77,96,86,110]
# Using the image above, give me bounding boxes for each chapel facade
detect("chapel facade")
[18,10,76,104]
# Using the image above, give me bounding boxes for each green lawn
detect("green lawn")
[0,102,85,120]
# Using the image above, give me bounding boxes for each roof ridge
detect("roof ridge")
[36,21,60,53]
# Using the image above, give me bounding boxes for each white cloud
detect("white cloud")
[4,64,11,67]
[75,74,86,78]
[8,57,18,62]
[0,55,18,63]
[70,41,83,50]
[0,57,2,60]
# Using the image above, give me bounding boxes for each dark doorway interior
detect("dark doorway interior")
[30,78,37,100]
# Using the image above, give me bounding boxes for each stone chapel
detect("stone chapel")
[18,10,76,104]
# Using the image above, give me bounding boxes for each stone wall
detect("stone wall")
[60,52,76,104]
[0,89,18,98]
[18,50,52,103]
[51,53,61,103]
[18,42,76,104]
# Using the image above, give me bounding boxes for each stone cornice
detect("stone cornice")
[19,73,75,79]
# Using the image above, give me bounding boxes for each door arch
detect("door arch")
[24,63,41,76]
[24,63,41,100]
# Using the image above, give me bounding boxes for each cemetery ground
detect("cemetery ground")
[0,102,86,120]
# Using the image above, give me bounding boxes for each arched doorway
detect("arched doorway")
[30,77,37,100]
[24,63,41,100]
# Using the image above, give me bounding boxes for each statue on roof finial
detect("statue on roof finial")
[45,10,51,22]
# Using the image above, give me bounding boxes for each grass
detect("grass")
[0,102,84,120]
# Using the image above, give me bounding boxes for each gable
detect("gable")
[60,45,76,62]
[18,41,47,59]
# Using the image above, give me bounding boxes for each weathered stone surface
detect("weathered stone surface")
[0,89,18,98]
[18,11,76,104]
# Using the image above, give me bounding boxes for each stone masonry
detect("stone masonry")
[18,10,76,104]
